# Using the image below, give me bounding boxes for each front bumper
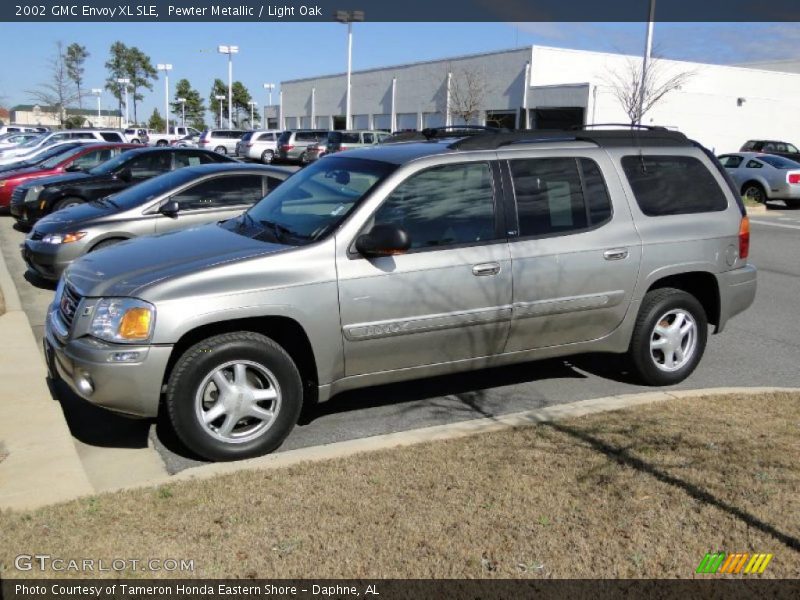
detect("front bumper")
[21,238,85,280]
[45,306,172,418]
[716,264,757,334]
[9,199,43,224]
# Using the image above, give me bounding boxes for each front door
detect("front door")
[502,153,642,352]
[336,160,513,377]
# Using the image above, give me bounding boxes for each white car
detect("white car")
[0,139,97,167]
[0,132,41,148]
[0,129,125,160]
[235,129,281,163]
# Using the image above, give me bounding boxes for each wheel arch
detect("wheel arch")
[645,271,720,332]
[741,178,769,199]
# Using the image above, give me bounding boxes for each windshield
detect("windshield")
[38,145,90,169]
[88,150,137,175]
[17,134,46,149]
[230,156,395,245]
[759,155,800,169]
[107,169,199,209]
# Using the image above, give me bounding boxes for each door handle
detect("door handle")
[603,248,629,261]
[472,263,501,276]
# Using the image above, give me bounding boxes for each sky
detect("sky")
[2,21,799,125]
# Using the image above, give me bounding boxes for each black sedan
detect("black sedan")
[10,147,234,226]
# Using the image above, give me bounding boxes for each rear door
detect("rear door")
[502,151,642,351]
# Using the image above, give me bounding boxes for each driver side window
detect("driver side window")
[371,162,498,251]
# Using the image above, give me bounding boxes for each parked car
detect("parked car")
[276,129,328,164]
[0,143,137,209]
[44,127,756,461]
[719,152,800,207]
[197,129,247,155]
[22,164,292,280]
[0,129,125,160]
[123,128,152,144]
[0,141,88,170]
[0,125,47,135]
[325,130,391,157]
[10,147,234,225]
[148,126,203,147]
[740,140,800,163]
[235,130,281,163]
[0,132,42,148]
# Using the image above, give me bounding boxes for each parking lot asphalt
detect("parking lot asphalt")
[2,202,799,477]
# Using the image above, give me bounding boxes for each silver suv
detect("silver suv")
[44,127,757,461]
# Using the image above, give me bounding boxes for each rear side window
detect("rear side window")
[718,155,743,168]
[510,158,612,237]
[296,131,317,142]
[173,174,264,210]
[621,155,727,216]
[100,132,123,142]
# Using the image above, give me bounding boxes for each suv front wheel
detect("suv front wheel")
[628,288,708,386]
[166,331,303,461]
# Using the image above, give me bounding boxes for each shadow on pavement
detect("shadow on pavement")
[23,269,57,291]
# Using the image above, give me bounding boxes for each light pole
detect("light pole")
[335,10,364,130]
[218,45,239,127]
[176,97,186,127]
[248,101,258,128]
[91,88,103,124]
[638,0,656,125]
[157,64,173,133]
[116,77,130,127]
[263,83,275,128]
[215,95,225,127]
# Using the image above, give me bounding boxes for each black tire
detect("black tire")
[627,288,708,386]
[131,138,140,144]
[214,145,227,155]
[53,197,83,212]
[298,152,308,165]
[261,149,274,164]
[742,182,766,204]
[156,139,168,147]
[784,198,800,209]
[90,238,124,252]
[166,331,303,461]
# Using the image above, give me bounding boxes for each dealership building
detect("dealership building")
[273,45,800,153]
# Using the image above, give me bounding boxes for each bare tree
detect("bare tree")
[448,68,489,126]
[65,43,89,109]
[605,56,694,125]
[27,41,81,126]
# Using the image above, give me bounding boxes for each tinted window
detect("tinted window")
[718,155,743,168]
[372,162,497,250]
[241,132,255,141]
[296,132,318,142]
[72,132,96,139]
[172,174,264,210]
[621,155,727,216]
[745,160,763,169]
[127,152,172,179]
[277,131,291,144]
[100,132,123,142]
[257,133,274,142]
[363,133,375,144]
[339,133,360,143]
[510,158,611,237]
[71,148,114,169]
[759,155,800,169]
[741,141,757,151]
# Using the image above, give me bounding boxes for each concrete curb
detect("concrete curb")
[104,386,799,496]
[0,244,94,511]
[746,204,768,215]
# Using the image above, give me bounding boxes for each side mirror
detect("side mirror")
[117,167,132,182]
[355,224,411,258]
[160,200,180,217]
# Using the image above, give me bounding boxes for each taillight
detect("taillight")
[788,172,800,184]
[739,216,750,260]
[281,144,294,151]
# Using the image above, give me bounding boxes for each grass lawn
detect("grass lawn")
[1,391,798,579]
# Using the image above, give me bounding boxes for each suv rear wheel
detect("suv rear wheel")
[628,288,708,386]
[261,149,274,163]
[215,145,227,155]
[166,331,303,461]
[742,182,766,204]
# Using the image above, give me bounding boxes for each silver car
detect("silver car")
[45,128,756,461]
[719,152,800,207]
[235,130,281,163]
[23,163,292,280]
[197,129,247,156]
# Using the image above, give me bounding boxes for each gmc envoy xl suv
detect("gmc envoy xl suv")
[44,127,757,461]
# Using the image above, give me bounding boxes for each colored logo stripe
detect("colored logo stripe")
[696,552,773,574]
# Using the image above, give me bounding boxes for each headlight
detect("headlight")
[89,298,155,343]
[42,232,86,244]
[0,181,6,188]
[24,185,45,203]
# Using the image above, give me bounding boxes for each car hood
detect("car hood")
[25,171,94,189]
[33,201,118,233]
[64,223,290,298]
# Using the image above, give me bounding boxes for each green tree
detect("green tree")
[172,78,206,130]
[64,43,89,109]
[27,41,80,126]
[232,81,252,127]
[125,47,156,125]
[104,41,130,126]
[148,107,165,131]
[209,79,227,127]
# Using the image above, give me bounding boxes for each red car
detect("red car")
[0,143,137,208]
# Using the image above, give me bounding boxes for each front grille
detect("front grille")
[10,187,25,206]
[58,284,82,330]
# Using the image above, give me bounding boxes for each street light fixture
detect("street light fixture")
[248,100,258,128]
[91,88,103,123]
[215,94,226,127]
[176,97,187,127]
[157,64,173,134]
[218,45,239,128]
[115,78,130,127]
[263,83,275,127]
[334,10,364,130]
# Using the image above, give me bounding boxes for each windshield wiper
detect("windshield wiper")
[259,219,309,243]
